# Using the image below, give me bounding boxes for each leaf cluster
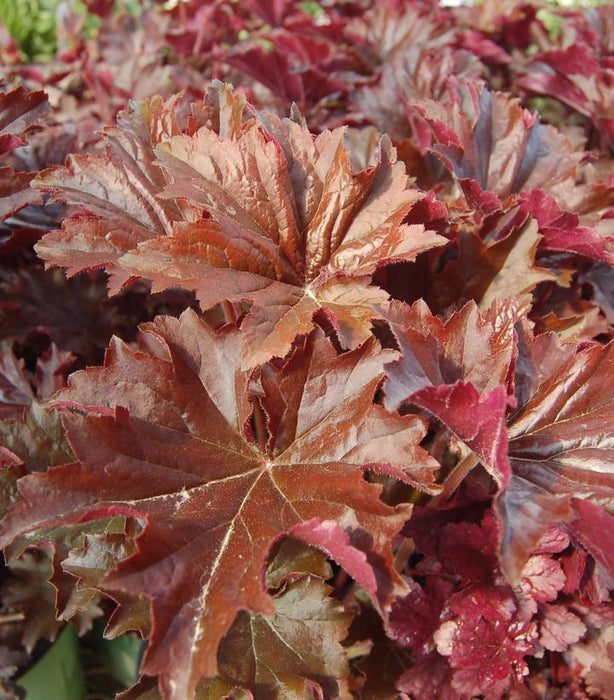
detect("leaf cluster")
[1,1,614,698]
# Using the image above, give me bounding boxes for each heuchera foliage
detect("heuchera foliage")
[1,0,614,698]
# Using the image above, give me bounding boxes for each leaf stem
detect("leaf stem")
[429,452,480,507]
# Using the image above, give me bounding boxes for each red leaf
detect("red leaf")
[383,301,514,489]
[287,519,377,604]
[568,498,614,587]
[389,578,453,654]
[412,382,510,488]
[0,88,48,155]
[498,328,614,582]
[438,513,499,583]
[435,585,537,697]
[0,168,42,221]
[224,33,348,106]
[524,189,614,264]
[406,80,578,206]
[1,311,438,697]
[383,300,515,410]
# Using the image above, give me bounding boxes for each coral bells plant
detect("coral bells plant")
[1,0,614,698]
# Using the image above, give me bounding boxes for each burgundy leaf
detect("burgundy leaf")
[224,33,348,106]
[567,498,614,588]
[435,585,537,697]
[412,382,510,488]
[498,329,614,582]
[524,189,614,264]
[0,88,48,154]
[396,652,461,700]
[389,578,453,654]
[406,80,579,207]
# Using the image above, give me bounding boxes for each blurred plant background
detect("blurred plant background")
[1,0,610,62]
[0,0,143,60]
[0,0,59,60]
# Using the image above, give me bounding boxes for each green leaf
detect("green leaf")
[17,625,85,700]
[96,624,144,689]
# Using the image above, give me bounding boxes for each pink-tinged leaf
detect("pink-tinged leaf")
[0,168,42,221]
[434,585,537,697]
[538,604,586,652]
[0,88,48,154]
[518,554,566,612]
[517,43,601,117]
[447,583,517,623]
[1,311,433,698]
[529,523,570,555]
[524,189,614,264]
[498,331,614,582]
[287,519,377,603]
[406,81,579,205]
[382,299,515,410]
[570,624,614,700]
[567,498,614,587]
[412,382,510,488]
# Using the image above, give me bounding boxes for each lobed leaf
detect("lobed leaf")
[0,310,440,698]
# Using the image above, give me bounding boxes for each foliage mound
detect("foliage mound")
[1,0,614,698]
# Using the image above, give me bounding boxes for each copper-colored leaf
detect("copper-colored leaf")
[1,310,439,698]
[498,328,614,582]
[35,83,444,364]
